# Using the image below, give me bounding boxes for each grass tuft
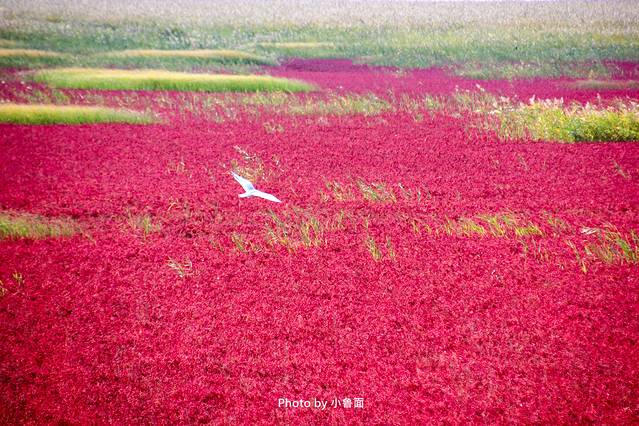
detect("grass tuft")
[127,213,161,236]
[32,68,315,93]
[0,103,154,125]
[514,223,544,237]
[357,180,396,203]
[584,229,638,265]
[365,235,383,261]
[324,180,355,202]
[0,212,79,239]
[241,92,392,116]
[458,218,487,237]
[230,146,268,183]
[499,99,639,142]
[289,93,392,116]
[612,160,631,179]
[167,258,193,278]
[265,209,326,251]
[230,232,262,253]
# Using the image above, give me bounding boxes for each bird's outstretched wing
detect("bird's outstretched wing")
[231,171,255,192]
[253,190,281,203]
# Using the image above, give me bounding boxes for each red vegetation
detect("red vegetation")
[1,61,638,424]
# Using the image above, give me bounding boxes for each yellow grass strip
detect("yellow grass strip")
[33,68,315,92]
[101,49,267,62]
[0,103,154,124]
[0,48,65,58]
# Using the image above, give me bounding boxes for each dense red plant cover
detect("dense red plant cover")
[270,59,639,102]
[1,61,638,424]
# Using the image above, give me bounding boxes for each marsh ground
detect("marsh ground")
[1,1,638,424]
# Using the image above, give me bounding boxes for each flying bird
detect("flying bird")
[231,171,281,203]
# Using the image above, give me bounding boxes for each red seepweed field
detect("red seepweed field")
[1,57,638,423]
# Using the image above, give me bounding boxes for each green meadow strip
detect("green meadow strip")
[453,61,614,80]
[0,48,70,67]
[0,48,65,58]
[97,49,274,65]
[568,79,639,90]
[0,212,79,239]
[257,42,339,58]
[32,68,315,92]
[0,103,154,125]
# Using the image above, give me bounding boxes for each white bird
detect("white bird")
[231,171,281,203]
[580,227,599,235]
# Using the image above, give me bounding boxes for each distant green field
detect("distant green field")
[0,0,638,77]
[32,68,316,92]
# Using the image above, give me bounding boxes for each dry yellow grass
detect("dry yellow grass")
[0,48,65,58]
[0,40,17,47]
[0,103,154,124]
[33,68,315,92]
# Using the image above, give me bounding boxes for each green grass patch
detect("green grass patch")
[442,213,543,239]
[264,209,325,251]
[127,213,161,236]
[32,68,315,92]
[357,180,397,203]
[442,86,639,143]
[0,103,154,125]
[240,92,392,115]
[578,228,639,267]
[454,61,614,80]
[0,48,69,67]
[289,93,392,116]
[257,42,339,58]
[365,235,383,261]
[497,99,639,143]
[0,212,79,239]
[568,79,639,90]
[95,49,275,68]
